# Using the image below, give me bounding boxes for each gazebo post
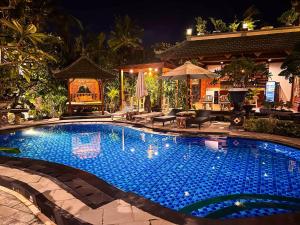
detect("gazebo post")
[176,80,178,108]
[158,68,163,110]
[120,69,124,110]
[101,79,105,115]
[97,79,102,114]
[68,79,72,114]
[186,75,191,110]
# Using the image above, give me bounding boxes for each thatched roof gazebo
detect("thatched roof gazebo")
[54,55,116,115]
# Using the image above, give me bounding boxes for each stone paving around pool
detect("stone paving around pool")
[0,186,50,225]
[0,165,175,225]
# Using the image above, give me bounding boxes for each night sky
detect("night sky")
[61,0,291,46]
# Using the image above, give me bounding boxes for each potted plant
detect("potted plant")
[195,17,207,36]
[243,88,260,116]
[242,18,258,31]
[243,99,254,117]
[285,101,293,112]
[229,20,240,32]
[261,101,274,115]
[278,8,299,26]
[275,100,285,111]
[242,5,260,31]
[210,18,227,33]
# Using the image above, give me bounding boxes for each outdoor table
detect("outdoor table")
[176,111,196,128]
[219,101,231,111]
[203,101,213,110]
[176,116,187,128]
[0,110,9,125]
[126,111,138,121]
[176,111,196,117]
[9,109,29,124]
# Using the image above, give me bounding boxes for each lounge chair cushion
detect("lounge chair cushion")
[186,110,211,127]
[191,116,210,123]
[153,116,176,122]
[195,110,211,117]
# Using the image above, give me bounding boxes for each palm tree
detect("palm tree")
[85,32,106,64]
[108,15,143,52]
[279,42,300,102]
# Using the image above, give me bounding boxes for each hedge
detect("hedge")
[244,118,300,138]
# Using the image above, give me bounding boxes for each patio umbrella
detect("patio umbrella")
[161,61,219,109]
[136,71,148,112]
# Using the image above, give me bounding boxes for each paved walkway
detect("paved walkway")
[0,166,174,225]
[0,187,46,225]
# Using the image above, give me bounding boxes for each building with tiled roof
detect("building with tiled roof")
[158,27,300,111]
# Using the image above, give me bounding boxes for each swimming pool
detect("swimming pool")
[0,123,300,219]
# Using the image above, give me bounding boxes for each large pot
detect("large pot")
[228,88,248,127]
[228,88,248,112]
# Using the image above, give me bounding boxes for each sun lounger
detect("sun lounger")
[186,110,211,129]
[152,109,182,126]
[132,112,164,122]
[111,106,135,121]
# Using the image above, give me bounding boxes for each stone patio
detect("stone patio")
[0,166,175,225]
[0,186,51,225]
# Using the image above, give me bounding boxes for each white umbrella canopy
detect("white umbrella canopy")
[135,71,148,112]
[161,61,219,80]
[161,61,219,110]
[136,71,148,98]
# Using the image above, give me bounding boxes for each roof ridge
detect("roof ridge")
[54,55,117,77]
[157,41,187,56]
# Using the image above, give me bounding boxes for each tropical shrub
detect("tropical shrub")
[278,8,299,26]
[107,86,119,112]
[24,84,67,119]
[210,18,227,32]
[145,73,159,107]
[177,80,188,109]
[242,18,258,30]
[274,120,300,137]
[195,17,207,35]
[163,80,176,108]
[242,5,260,31]
[244,118,300,138]
[229,20,240,32]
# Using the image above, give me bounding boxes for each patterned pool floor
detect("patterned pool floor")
[0,123,300,219]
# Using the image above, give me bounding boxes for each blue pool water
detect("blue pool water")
[0,123,300,219]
